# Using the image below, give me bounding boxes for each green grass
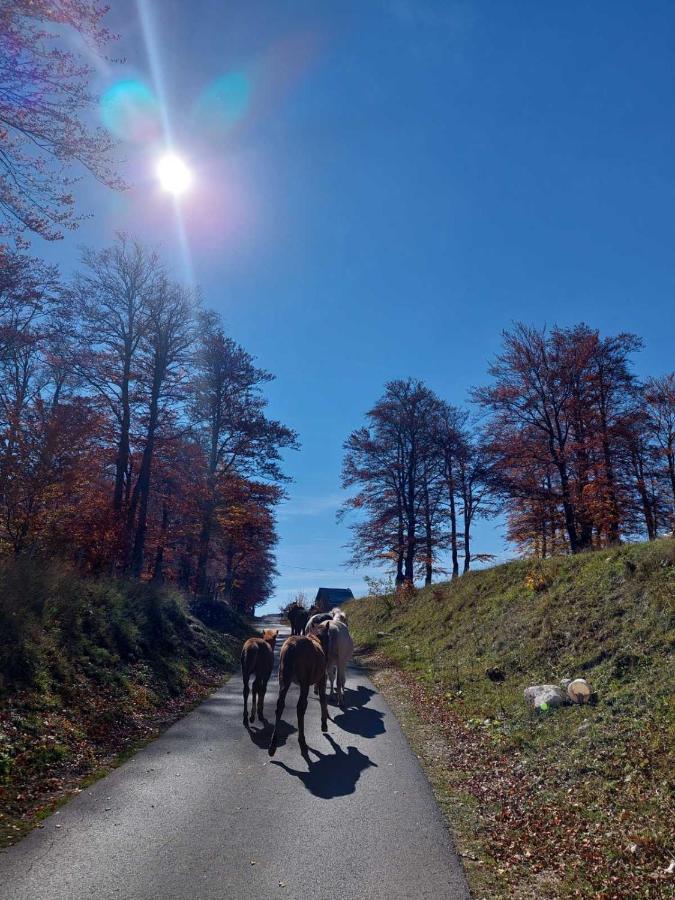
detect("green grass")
[345,539,675,898]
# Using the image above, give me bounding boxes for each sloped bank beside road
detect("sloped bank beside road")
[0,560,249,848]
[345,538,675,899]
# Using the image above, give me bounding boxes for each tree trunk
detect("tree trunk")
[463,506,471,573]
[151,494,170,583]
[667,440,675,518]
[178,538,193,590]
[541,517,548,559]
[444,450,459,578]
[222,544,235,604]
[423,483,433,586]
[196,500,214,597]
[395,490,405,585]
[556,458,579,553]
[113,347,132,512]
[632,450,656,540]
[130,360,162,577]
[196,395,222,597]
[403,447,416,583]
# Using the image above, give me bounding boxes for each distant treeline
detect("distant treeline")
[0,237,297,614]
[342,324,674,585]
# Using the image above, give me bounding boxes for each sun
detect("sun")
[156,153,192,195]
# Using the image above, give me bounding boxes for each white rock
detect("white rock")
[567,678,592,704]
[524,684,567,710]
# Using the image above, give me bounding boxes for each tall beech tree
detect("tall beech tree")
[341,425,407,581]
[456,434,494,573]
[644,373,675,526]
[127,279,195,576]
[73,236,160,514]
[215,476,282,612]
[430,402,467,579]
[191,312,297,598]
[342,380,488,586]
[474,324,587,553]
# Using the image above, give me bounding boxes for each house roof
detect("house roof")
[314,587,354,602]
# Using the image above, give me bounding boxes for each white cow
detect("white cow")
[304,612,332,634]
[307,617,353,707]
[331,606,348,626]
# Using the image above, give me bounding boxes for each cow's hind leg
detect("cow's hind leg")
[268,681,289,757]
[318,677,329,733]
[250,677,262,723]
[297,683,310,757]
[256,677,267,721]
[337,665,346,707]
[327,663,336,698]
[242,672,250,726]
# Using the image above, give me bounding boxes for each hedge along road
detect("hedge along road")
[0,620,470,900]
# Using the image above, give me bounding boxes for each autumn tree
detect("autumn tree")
[0,249,105,557]
[474,324,587,552]
[455,433,494,573]
[191,311,297,598]
[72,235,161,515]
[622,418,663,541]
[644,373,675,529]
[342,380,493,587]
[475,322,661,555]
[0,0,120,243]
[215,476,282,614]
[341,424,407,582]
[429,402,467,578]
[126,279,196,576]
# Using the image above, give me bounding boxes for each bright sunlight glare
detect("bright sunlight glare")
[156,153,192,194]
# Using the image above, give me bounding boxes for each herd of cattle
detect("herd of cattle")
[240,606,354,758]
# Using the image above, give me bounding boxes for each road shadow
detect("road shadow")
[246,719,296,751]
[332,706,385,738]
[271,734,377,798]
[330,684,385,738]
[345,684,377,709]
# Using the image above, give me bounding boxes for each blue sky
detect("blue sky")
[35,1,675,611]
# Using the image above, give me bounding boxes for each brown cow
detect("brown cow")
[241,629,278,726]
[268,622,330,758]
[287,603,309,635]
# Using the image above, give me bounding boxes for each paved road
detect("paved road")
[0,621,470,900]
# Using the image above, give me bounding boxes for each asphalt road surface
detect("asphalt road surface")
[0,620,470,900]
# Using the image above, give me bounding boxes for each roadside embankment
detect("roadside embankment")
[346,539,675,899]
[0,560,249,848]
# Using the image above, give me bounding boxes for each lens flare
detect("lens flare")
[156,154,192,194]
[100,79,161,142]
[195,71,251,133]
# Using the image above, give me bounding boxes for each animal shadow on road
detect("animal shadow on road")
[246,719,296,750]
[332,685,385,738]
[271,734,377,798]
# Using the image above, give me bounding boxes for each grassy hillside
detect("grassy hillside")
[0,560,249,847]
[345,539,674,899]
